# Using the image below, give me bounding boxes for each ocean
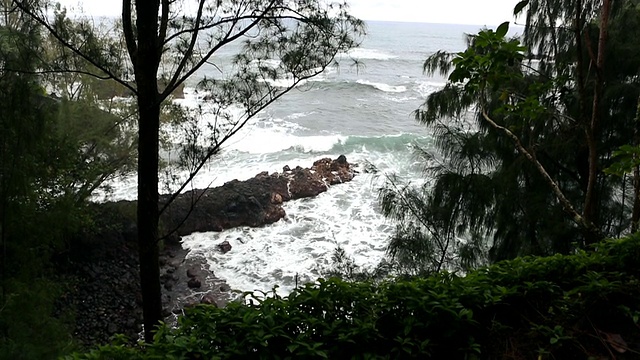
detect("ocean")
[104,21,513,294]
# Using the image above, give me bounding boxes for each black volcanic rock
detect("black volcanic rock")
[187,277,202,289]
[217,241,232,254]
[158,155,356,235]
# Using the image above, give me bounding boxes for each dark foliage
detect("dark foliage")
[72,234,640,359]
[379,0,640,276]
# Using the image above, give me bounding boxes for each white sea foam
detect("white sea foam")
[254,66,335,88]
[286,111,316,120]
[215,113,345,154]
[260,77,304,88]
[250,59,282,68]
[225,128,347,154]
[415,80,447,97]
[347,48,398,60]
[357,79,407,93]
[385,95,417,103]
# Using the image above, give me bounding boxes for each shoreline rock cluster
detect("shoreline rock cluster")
[160,155,356,235]
[59,156,357,347]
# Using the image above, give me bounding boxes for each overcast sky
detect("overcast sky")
[57,0,520,26]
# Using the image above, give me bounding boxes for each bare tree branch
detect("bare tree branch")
[158,0,170,59]
[161,2,289,100]
[1,67,115,80]
[163,0,206,94]
[122,0,138,67]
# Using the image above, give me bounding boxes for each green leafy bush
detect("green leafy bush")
[71,234,640,359]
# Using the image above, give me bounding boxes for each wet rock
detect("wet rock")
[271,193,283,204]
[161,307,172,318]
[264,205,286,224]
[201,293,217,305]
[126,318,136,328]
[157,156,355,235]
[187,277,202,289]
[184,298,200,308]
[107,323,118,335]
[54,219,143,348]
[164,280,174,291]
[217,241,232,254]
[186,267,200,278]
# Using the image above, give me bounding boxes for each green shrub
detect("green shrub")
[0,279,77,360]
[70,234,640,359]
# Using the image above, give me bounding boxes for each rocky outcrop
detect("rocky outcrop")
[160,155,356,236]
[163,252,231,315]
[60,156,356,348]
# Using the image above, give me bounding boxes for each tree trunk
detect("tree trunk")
[137,96,161,342]
[583,0,612,244]
[132,0,162,342]
[632,96,640,232]
[632,165,640,232]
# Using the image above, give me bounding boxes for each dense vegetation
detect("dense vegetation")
[72,234,640,359]
[377,0,640,275]
[0,3,138,357]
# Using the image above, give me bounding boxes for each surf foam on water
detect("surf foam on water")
[356,79,407,93]
[224,120,347,154]
[415,80,447,97]
[347,48,398,60]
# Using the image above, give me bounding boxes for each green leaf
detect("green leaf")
[514,0,529,15]
[496,22,510,38]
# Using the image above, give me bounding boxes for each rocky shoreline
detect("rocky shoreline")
[58,156,357,348]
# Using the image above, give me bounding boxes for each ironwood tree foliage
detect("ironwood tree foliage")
[380,0,640,274]
[0,1,138,355]
[13,0,364,341]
